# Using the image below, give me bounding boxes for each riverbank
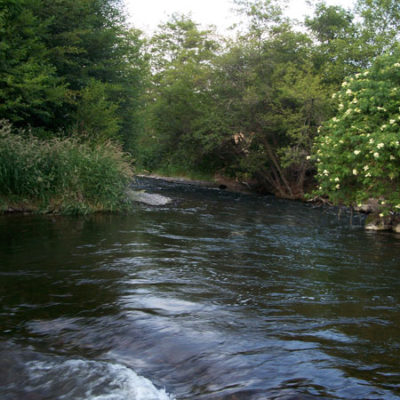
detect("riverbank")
[3,161,398,234]
[0,125,134,216]
[135,174,400,234]
[135,172,255,194]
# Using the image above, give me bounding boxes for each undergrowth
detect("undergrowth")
[0,120,134,214]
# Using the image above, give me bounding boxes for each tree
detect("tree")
[306,1,400,88]
[0,0,67,128]
[74,79,121,141]
[137,15,219,172]
[203,3,330,198]
[0,0,148,150]
[35,0,147,147]
[356,0,400,47]
[139,3,332,196]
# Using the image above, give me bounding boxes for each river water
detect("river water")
[1,177,400,400]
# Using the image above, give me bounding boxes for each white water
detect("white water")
[27,359,175,400]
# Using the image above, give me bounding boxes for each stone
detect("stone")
[392,223,400,233]
[365,213,391,231]
[125,189,171,206]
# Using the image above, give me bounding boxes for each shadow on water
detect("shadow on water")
[1,177,400,399]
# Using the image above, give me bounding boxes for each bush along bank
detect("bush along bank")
[0,121,134,215]
[311,49,400,232]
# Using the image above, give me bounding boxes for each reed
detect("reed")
[0,121,134,214]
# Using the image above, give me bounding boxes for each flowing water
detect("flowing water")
[1,177,400,400]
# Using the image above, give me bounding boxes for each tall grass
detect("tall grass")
[0,120,134,214]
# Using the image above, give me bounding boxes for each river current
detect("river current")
[1,177,400,399]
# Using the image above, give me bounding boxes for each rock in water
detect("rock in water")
[393,223,400,233]
[126,189,172,206]
[364,214,391,231]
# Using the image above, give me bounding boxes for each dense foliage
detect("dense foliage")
[0,0,147,150]
[0,120,133,214]
[0,0,147,213]
[314,48,400,212]
[135,0,400,202]
[136,15,220,175]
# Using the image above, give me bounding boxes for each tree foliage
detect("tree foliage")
[313,47,400,212]
[306,0,400,88]
[137,15,219,172]
[139,4,330,198]
[208,23,329,197]
[0,0,147,150]
[0,0,67,127]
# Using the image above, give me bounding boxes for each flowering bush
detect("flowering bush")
[313,48,400,213]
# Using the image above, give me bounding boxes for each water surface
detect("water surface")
[1,178,400,399]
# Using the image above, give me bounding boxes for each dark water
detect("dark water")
[1,178,400,400]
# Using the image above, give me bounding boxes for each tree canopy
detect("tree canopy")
[0,0,147,150]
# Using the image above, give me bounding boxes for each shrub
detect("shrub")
[313,47,400,213]
[0,120,133,214]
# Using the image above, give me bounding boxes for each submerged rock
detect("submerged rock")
[365,214,392,231]
[392,223,400,233]
[364,213,400,233]
[391,215,400,233]
[126,189,172,206]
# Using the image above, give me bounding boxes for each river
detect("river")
[1,177,400,399]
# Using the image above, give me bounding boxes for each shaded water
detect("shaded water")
[1,177,400,399]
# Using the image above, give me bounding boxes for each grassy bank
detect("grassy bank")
[0,121,134,215]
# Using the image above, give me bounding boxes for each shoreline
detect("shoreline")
[135,173,255,194]
[135,174,400,234]
[2,175,399,234]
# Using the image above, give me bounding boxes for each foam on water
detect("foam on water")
[26,359,175,400]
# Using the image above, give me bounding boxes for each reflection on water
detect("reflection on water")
[1,177,400,399]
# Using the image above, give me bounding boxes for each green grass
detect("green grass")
[0,120,134,214]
